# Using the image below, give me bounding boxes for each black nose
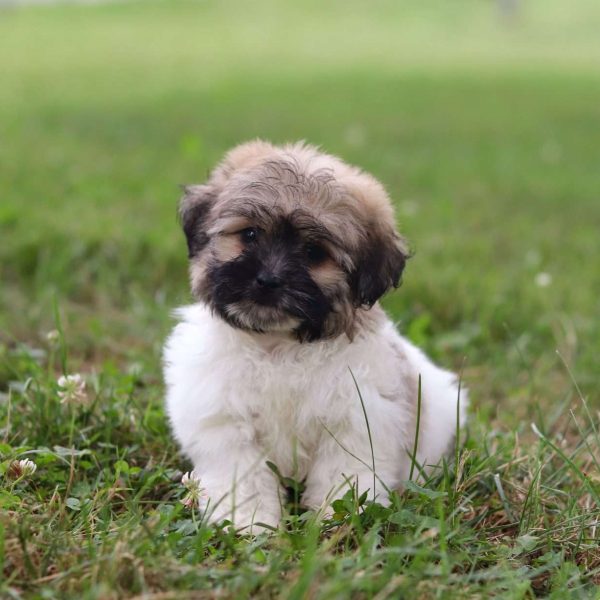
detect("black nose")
[256,272,282,289]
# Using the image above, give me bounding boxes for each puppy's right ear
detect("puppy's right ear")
[179,184,216,258]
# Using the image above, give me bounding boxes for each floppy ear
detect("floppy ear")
[179,184,216,258]
[351,228,409,308]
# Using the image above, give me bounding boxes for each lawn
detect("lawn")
[1,0,600,597]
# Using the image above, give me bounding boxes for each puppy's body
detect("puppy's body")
[163,141,467,529]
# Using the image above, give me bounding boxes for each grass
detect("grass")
[1,0,600,597]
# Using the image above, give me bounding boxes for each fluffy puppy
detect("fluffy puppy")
[163,140,467,530]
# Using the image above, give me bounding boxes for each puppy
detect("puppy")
[163,141,467,530]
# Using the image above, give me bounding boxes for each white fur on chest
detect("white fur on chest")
[163,303,466,527]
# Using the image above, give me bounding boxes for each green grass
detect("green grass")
[1,0,600,597]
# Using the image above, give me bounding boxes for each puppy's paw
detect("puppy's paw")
[203,496,281,534]
[234,505,281,534]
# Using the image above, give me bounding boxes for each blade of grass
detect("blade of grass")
[409,374,422,482]
[557,350,599,442]
[493,473,516,523]
[531,422,600,505]
[455,360,465,493]
[318,418,391,495]
[349,367,376,501]
[52,294,68,375]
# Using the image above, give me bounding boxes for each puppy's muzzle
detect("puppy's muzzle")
[256,271,282,290]
[253,268,285,306]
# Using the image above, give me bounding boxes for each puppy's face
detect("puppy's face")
[179,141,408,341]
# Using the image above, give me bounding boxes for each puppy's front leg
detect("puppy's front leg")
[302,420,404,512]
[185,422,283,532]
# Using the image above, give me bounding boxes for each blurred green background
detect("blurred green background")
[2,0,599,410]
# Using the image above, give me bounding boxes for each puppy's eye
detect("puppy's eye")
[240,228,258,243]
[306,243,328,264]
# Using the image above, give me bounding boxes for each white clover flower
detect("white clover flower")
[180,470,206,508]
[57,373,88,405]
[534,272,552,288]
[8,458,37,480]
[46,330,60,344]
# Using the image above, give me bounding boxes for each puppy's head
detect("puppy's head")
[180,140,408,341]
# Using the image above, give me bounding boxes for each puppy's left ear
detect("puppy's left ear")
[179,184,217,258]
[351,226,409,308]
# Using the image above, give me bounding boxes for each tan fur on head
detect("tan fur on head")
[179,140,409,341]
